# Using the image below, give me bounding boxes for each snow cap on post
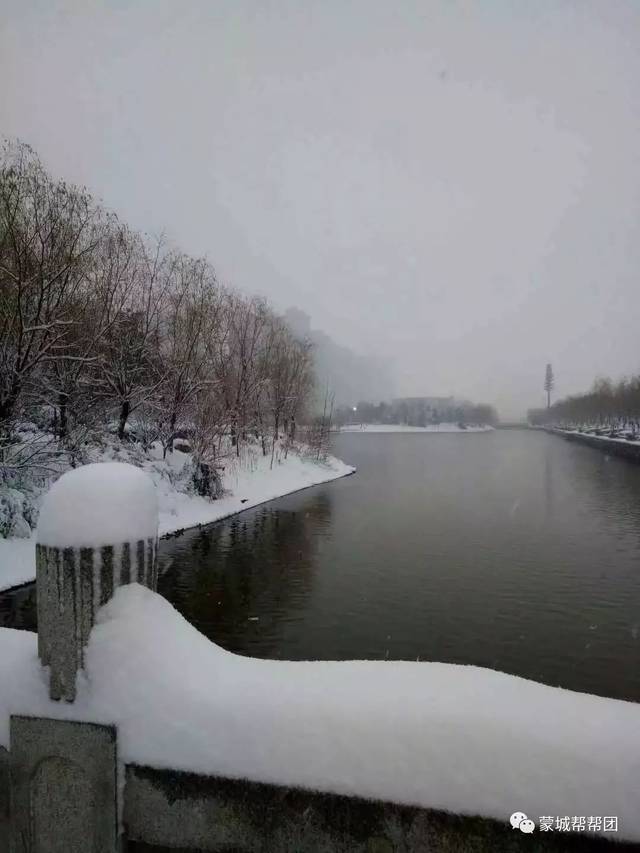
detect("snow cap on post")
[36,462,159,702]
[37,462,158,548]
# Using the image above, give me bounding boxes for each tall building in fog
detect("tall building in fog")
[284,307,395,407]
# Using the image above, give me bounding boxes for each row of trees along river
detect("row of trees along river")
[0,140,331,488]
[529,372,640,433]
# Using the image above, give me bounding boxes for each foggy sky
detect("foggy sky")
[2,0,639,419]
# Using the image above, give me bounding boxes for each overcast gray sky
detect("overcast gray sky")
[2,0,639,418]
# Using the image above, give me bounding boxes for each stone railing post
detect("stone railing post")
[35,461,159,702]
[10,463,157,852]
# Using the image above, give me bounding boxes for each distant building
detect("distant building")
[391,397,464,427]
[284,307,396,408]
[392,396,455,409]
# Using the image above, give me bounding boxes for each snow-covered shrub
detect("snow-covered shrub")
[189,460,223,499]
[0,486,39,538]
[0,426,63,537]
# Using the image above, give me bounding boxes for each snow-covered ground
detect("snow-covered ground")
[340,423,494,433]
[0,443,354,593]
[1,583,638,840]
[554,427,640,447]
[0,538,37,595]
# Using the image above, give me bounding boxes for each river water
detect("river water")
[2,430,640,701]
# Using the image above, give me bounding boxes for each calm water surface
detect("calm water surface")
[158,430,640,701]
[3,431,640,701]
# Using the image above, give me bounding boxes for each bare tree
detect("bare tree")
[0,139,322,517]
[306,383,334,461]
[95,232,171,439]
[0,141,100,430]
[42,211,130,444]
[265,317,313,468]
[157,256,221,457]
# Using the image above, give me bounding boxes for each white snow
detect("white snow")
[340,423,494,433]
[0,538,37,592]
[0,583,638,840]
[555,428,640,447]
[0,447,354,592]
[37,463,158,548]
[156,448,353,536]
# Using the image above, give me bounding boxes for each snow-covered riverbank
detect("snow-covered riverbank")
[0,443,354,593]
[339,423,494,434]
[549,428,640,462]
[553,427,639,446]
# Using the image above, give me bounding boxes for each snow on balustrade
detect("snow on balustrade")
[35,462,159,701]
[1,584,639,841]
[37,462,158,549]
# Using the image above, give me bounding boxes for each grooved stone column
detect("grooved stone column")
[36,462,159,702]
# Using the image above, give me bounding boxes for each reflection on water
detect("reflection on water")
[2,431,640,702]
[0,582,36,632]
[159,431,640,702]
[158,494,333,658]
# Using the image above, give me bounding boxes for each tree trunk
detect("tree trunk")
[270,411,280,470]
[0,379,21,424]
[58,392,68,440]
[163,412,177,459]
[118,400,130,440]
[255,410,267,456]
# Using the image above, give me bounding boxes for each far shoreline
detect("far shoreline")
[337,423,494,434]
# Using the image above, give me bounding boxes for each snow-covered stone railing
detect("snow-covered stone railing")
[36,463,159,702]
[2,461,640,852]
[7,462,159,852]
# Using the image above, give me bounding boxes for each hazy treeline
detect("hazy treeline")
[336,397,498,427]
[0,140,322,481]
[528,376,640,431]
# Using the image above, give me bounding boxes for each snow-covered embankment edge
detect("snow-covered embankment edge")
[0,450,355,593]
[1,583,639,841]
[340,423,494,434]
[551,426,640,447]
